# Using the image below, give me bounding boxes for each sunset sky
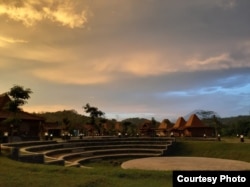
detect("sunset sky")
[1,0,250,121]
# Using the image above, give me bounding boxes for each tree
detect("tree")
[122,121,131,134]
[6,85,32,140]
[83,103,105,135]
[124,121,137,136]
[62,117,71,133]
[151,117,157,137]
[212,115,222,136]
[7,85,32,113]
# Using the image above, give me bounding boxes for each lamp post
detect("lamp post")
[10,124,13,143]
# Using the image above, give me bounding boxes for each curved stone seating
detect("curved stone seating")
[44,144,168,157]
[1,137,175,167]
[1,140,59,164]
[76,153,162,167]
[61,148,166,167]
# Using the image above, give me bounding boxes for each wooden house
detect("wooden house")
[42,121,63,137]
[180,114,215,137]
[139,120,155,136]
[171,117,186,137]
[0,93,44,141]
[156,119,174,136]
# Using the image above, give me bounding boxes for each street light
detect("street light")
[10,124,13,143]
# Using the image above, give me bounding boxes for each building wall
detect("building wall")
[183,128,214,137]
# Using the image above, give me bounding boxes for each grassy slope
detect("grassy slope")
[0,139,249,187]
[0,156,172,187]
[167,139,250,162]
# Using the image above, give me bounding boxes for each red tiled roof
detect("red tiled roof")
[184,114,207,128]
[173,117,186,129]
[0,110,44,121]
[158,119,173,129]
[181,114,212,130]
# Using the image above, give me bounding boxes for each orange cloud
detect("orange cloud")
[0,0,88,28]
[0,35,28,47]
[23,104,73,113]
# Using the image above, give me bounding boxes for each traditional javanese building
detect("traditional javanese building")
[0,93,44,141]
[156,119,174,136]
[171,117,186,137]
[175,114,215,137]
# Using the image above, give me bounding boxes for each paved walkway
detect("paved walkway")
[121,157,250,171]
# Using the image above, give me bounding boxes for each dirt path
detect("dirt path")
[121,157,250,171]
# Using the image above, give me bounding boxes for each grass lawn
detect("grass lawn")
[167,137,250,162]
[0,156,172,187]
[0,138,249,187]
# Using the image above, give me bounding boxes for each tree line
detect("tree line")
[3,85,250,138]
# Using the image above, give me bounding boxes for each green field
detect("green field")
[0,138,249,187]
[167,137,250,162]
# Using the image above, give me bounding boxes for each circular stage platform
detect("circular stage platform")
[121,157,250,171]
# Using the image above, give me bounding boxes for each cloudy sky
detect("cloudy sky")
[1,0,250,122]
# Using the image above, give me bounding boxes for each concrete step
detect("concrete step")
[67,153,162,167]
